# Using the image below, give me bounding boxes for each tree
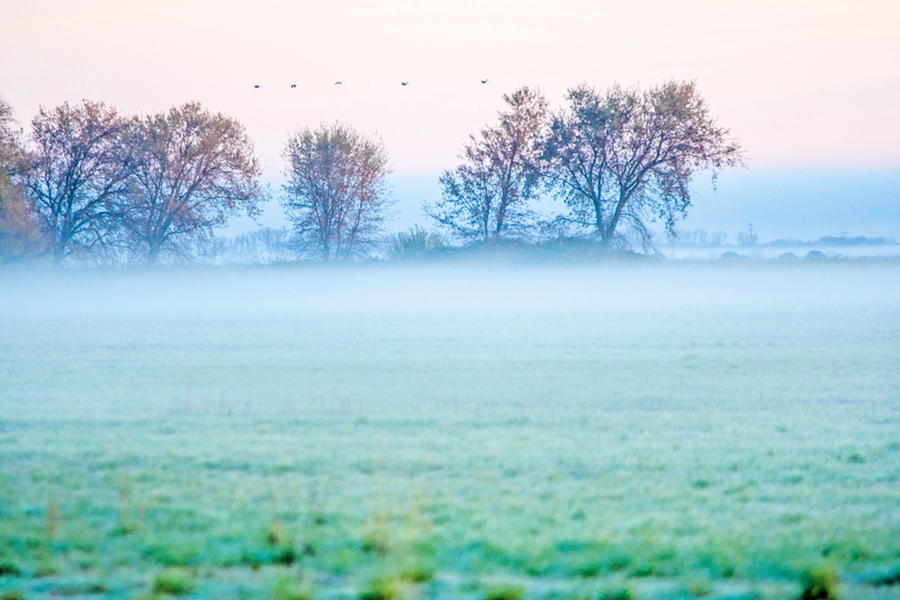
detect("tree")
[544,81,742,248]
[119,102,264,264]
[281,122,392,261]
[426,87,548,243]
[0,96,44,262]
[22,100,133,264]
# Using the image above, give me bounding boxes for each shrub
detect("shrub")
[153,567,195,596]
[797,564,839,600]
[1,591,25,600]
[390,226,447,260]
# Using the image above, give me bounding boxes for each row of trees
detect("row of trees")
[428,81,742,249]
[0,99,263,265]
[0,80,741,265]
[275,80,741,261]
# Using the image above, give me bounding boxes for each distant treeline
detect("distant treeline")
[1,81,743,266]
[765,235,898,247]
[670,230,897,249]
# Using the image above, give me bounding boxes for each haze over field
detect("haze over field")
[0,261,898,320]
[2,3,900,599]
[2,263,900,600]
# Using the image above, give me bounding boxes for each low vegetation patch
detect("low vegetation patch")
[870,566,900,587]
[484,584,524,600]
[797,564,839,600]
[0,560,22,576]
[598,587,636,600]
[359,576,399,600]
[272,575,313,600]
[399,558,436,583]
[152,567,195,596]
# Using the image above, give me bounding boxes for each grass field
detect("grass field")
[1,262,899,600]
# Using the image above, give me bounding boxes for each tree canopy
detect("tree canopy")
[0,79,743,266]
[23,100,132,264]
[281,122,392,261]
[426,87,548,243]
[544,81,743,247]
[0,97,44,262]
[119,102,264,264]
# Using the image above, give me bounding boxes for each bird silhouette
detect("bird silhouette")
[335,81,342,85]
[254,85,260,88]
[290,84,297,89]
[401,81,409,86]
[481,79,489,84]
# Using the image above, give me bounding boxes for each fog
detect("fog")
[3,260,899,599]
[1,261,898,320]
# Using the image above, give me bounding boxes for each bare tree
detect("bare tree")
[281,122,392,261]
[544,81,742,248]
[0,96,44,262]
[426,87,548,243]
[22,100,133,264]
[119,102,264,264]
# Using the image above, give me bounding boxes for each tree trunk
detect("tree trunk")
[52,245,65,265]
[146,243,161,265]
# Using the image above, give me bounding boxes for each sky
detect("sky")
[1,0,898,240]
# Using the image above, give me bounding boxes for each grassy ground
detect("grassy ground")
[1,263,899,599]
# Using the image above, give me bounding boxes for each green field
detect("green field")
[1,262,899,600]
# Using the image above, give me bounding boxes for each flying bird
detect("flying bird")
[401,81,409,86]
[254,85,260,88]
[335,81,342,85]
[481,79,489,84]
[291,84,297,89]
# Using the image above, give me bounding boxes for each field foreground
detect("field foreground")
[1,262,899,600]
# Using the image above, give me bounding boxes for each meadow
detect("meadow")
[1,261,899,600]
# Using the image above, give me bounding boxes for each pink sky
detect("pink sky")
[2,0,898,178]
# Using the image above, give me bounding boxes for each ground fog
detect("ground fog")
[1,262,899,600]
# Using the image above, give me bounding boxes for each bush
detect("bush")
[153,567,195,596]
[1,591,25,600]
[390,226,447,259]
[797,564,839,600]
